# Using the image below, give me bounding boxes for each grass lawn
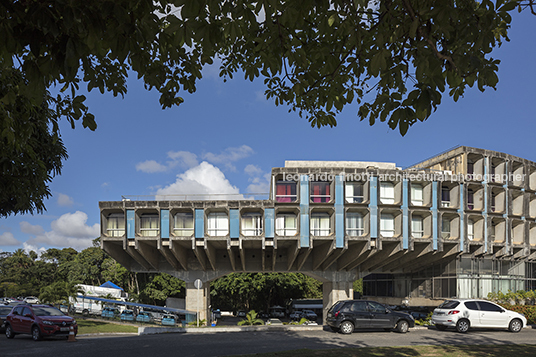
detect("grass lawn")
[76,319,138,334]
[236,344,536,357]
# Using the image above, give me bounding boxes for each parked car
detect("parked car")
[1,305,13,333]
[4,304,77,341]
[301,309,318,321]
[23,296,39,304]
[326,300,415,334]
[289,310,304,321]
[237,310,247,317]
[136,311,153,323]
[431,299,527,333]
[161,314,176,326]
[101,307,119,318]
[213,309,222,319]
[120,309,135,322]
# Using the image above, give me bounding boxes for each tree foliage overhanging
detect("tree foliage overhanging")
[1,0,535,217]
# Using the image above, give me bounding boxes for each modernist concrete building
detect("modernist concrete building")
[99,146,536,322]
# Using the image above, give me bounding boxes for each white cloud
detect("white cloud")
[244,164,263,177]
[136,160,168,173]
[23,242,47,255]
[57,193,74,207]
[20,221,45,235]
[136,151,199,173]
[25,211,99,251]
[247,173,271,194]
[202,145,254,171]
[0,232,20,246]
[156,161,243,200]
[167,151,199,169]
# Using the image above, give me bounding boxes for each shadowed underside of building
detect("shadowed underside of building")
[100,146,536,322]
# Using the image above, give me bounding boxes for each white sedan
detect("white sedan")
[432,299,527,333]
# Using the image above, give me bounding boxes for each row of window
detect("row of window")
[276,180,520,212]
[105,212,463,239]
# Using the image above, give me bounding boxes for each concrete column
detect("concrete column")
[185,281,211,325]
[322,280,353,324]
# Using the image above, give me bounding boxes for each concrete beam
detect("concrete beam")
[471,246,486,257]
[321,248,346,270]
[158,245,181,270]
[102,241,133,270]
[227,246,237,271]
[192,241,207,271]
[296,248,312,271]
[492,246,509,259]
[366,249,406,272]
[135,241,160,270]
[169,240,188,270]
[261,247,266,271]
[336,242,368,270]
[527,251,536,261]
[345,248,378,271]
[313,241,336,270]
[402,244,459,273]
[358,242,402,272]
[125,244,152,271]
[240,245,246,271]
[204,241,217,271]
[383,243,433,272]
[287,242,300,271]
[513,247,529,259]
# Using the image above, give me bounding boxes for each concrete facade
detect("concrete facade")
[100,146,536,322]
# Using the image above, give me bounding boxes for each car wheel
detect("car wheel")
[396,320,409,333]
[340,321,354,335]
[508,318,522,333]
[83,309,89,317]
[456,319,470,333]
[435,324,448,331]
[32,326,42,341]
[5,325,15,339]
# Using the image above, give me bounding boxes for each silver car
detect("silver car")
[431,299,527,333]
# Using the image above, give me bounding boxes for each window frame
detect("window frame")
[207,212,229,237]
[275,180,298,203]
[241,212,263,236]
[345,182,364,203]
[310,212,331,236]
[379,182,395,204]
[106,212,125,237]
[275,213,298,236]
[310,181,331,203]
[140,213,159,237]
[173,212,194,237]
[346,211,364,237]
[380,213,395,237]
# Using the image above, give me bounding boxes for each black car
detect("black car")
[0,305,13,333]
[326,300,414,334]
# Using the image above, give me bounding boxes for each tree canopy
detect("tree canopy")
[1,0,534,216]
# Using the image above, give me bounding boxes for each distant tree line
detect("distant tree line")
[0,238,358,310]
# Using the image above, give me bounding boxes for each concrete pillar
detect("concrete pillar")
[322,280,353,324]
[185,281,211,325]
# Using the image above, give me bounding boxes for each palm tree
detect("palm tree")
[237,310,264,326]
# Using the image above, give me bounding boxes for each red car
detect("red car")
[4,304,77,341]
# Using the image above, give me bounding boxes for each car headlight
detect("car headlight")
[42,320,54,325]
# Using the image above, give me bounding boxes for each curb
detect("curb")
[138,324,324,335]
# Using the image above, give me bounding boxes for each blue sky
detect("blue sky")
[1,11,535,253]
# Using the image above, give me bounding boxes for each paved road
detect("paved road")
[2,326,535,357]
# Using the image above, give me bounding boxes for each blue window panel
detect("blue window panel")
[230,209,239,238]
[335,175,344,248]
[160,209,170,238]
[300,213,310,248]
[370,177,378,238]
[127,210,135,239]
[402,179,409,249]
[265,208,275,238]
[300,175,310,247]
[432,181,438,250]
[195,209,204,238]
[457,183,464,252]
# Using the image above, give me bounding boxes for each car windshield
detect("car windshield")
[122,311,133,315]
[33,307,65,316]
[438,300,460,309]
